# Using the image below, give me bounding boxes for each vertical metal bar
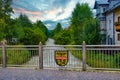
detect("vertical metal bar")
[82,41,86,71]
[118,50,119,68]
[39,42,43,69]
[115,50,116,68]
[48,49,50,68]
[2,41,6,68]
[94,49,95,67]
[90,49,92,67]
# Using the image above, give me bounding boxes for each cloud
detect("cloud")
[13,8,41,15]
[12,7,42,22]
[40,7,64,21]
[43,17,70,30]
[12,0,95,29]
[52,0,70,8]
[53,0,77,21]
[43,20,56,30]
[81,0,95,8]
[12,0,39,11]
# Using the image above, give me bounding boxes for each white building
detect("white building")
[94,0,120,45]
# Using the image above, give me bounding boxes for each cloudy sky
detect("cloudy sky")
[12,0,95,30]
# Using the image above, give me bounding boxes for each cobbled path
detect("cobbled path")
[0,68,120,80]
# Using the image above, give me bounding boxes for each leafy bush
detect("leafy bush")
[20,27,47,45]
[54,29,74,45]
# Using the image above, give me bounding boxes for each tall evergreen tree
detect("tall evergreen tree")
[71,3,92,27]
[18,14,33,27]
[34,20,48,37]
[50,23,63,37]
[71,3,101,44]
[54,23,63,32]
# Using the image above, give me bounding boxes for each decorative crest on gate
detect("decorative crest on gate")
[55,50,68,66]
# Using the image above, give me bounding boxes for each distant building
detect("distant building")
[94,0,120,45]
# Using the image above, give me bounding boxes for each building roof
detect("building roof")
[97,0,109,5]
[106,1,120,13]
[94,0,109,9]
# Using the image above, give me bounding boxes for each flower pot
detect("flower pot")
[116,25,120,31]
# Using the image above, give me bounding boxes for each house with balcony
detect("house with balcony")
[94,0,109,44]
[94,0,120,45]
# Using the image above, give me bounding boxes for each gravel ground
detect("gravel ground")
[0,68,120,80]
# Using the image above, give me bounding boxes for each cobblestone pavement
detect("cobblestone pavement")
[0,68,120,80]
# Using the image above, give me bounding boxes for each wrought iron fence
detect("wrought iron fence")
[0,45,39,68]
[86,45,120,71]
[0,42,120,71]
[0,45,2,67]
[43,45,83,70]
[43,45,120,71]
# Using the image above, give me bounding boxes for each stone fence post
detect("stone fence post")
[82,41,86,71]
[39,42,43,69]
[2,41,6,68]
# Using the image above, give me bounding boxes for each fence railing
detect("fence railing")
[43,45,83,70]
[86,45,120,71]
[0,41,41,68]
[6,45,39,68]
[0,41,120,71]
[0,46,2,67]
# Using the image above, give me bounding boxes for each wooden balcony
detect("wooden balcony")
[116,25,120,31]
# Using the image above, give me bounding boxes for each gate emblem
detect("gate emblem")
[55,50,68,66]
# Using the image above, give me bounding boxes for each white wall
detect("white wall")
[106,13,114,44]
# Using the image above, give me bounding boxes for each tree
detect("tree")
[33,20,48,37]
[81,19,101,44]
[70,3,101,44]
[18,14,33,27]
[0,0,13,41]
[0,0,13,19]
[12,19,25,41]
[0,0,49,45]
[0,19,6,41]
[19,27,47,45]
[54,23,62,32]
[54,29,74,45]
[15,18,48,45]
[50,23,63,37]
[71,3,92,27]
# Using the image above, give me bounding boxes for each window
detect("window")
[118,17,120,22]
[103,8,105,12]
[118,34,120,41]
[109,20,111,30]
